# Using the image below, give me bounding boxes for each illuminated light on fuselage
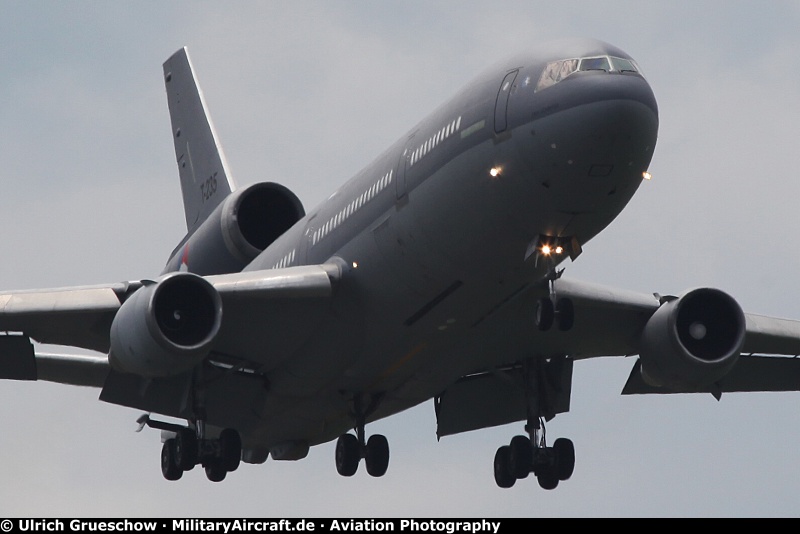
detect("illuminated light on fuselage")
[541,244,564,257]
[643,171,652,180]
[489,167,502,178]
[352,261,359,269]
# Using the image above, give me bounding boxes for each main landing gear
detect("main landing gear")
[161,425,242,482]
[335,394,390,478]
[141,366,242,482]
[141,414,243,482]
[493,423,574,490]
[493,358,575,490]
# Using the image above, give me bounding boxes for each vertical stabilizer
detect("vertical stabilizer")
[163,47,236,233]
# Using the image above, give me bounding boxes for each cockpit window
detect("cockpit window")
[535,55,641,92]
[579,56,610,72]
[610,57,638,73]
[536,59,579,92]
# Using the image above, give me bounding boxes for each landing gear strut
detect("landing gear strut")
[142,367,243,482]
[535,270,574,332]
[335,393,390,478]
[493,358,575,490]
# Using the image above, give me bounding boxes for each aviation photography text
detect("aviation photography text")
[5,520,504,534]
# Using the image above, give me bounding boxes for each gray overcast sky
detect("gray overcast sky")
[1,0,799,518]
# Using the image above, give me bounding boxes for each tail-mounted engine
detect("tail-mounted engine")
[109,273,222,377]
[638,288,745,389]
[163,182,305,276]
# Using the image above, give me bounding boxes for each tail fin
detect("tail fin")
[163,47,236,233]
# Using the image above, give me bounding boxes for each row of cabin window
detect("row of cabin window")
[312,169,394,246]
[410,116,462,166]
[272,248,296,269]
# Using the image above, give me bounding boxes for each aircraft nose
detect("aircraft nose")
[530,68,659,131]
[517,71,659,186]
[505,71,659,240]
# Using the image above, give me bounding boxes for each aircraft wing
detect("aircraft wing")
[537,277,800,359]
[622,312,800,396]
[0,264,339,388]
[435,277,800,437]
[553,279,800,394]
[0,283,130,353]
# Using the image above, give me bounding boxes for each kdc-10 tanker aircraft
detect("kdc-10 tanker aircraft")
[2,39,799,490]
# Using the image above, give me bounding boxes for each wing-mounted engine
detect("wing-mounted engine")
[109,273,222,377]
[163,182,305,276]
[638,288,745,389]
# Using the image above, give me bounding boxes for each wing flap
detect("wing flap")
[0,334,109,387]
[622,355,800,396]
[435,357,573,438]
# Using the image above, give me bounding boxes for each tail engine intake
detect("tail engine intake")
[163,182,305,276]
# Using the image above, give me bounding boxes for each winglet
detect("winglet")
[163,47,236,233]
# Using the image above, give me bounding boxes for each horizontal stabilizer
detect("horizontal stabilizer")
[622,355,800,396]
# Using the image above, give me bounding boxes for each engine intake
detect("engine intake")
[109,273,222,377]
[163,182,305,276]
[639,288,745,389]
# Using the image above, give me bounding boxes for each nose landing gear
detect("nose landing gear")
[531,235,576,332]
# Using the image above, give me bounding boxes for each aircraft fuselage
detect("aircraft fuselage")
[214,39,659,450]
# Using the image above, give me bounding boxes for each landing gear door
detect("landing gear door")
[494,70,519,134]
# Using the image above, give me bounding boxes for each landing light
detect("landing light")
[489,167,502,178]
[643,172,652,181]
[540,245,564,256]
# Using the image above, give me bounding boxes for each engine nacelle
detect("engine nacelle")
[109,273,222,377]
[639,288,745,389]
[163,182,305,276]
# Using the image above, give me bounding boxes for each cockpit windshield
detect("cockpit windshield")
[535,55,642,92]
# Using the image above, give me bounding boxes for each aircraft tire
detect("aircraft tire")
[536,463,559,490]
[493,446,515,489]
[365,434,390,477]
[335,433,360,477]
[175,428,198,471]
[554,438,575,480]
[205,461,227,482]
[220,428,242,472]
[556,298,574,331]
[535,299,554,331]
[161,439,183,481]
[508,435,532,479]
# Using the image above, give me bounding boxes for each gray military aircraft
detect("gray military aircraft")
[2,39,800,490]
